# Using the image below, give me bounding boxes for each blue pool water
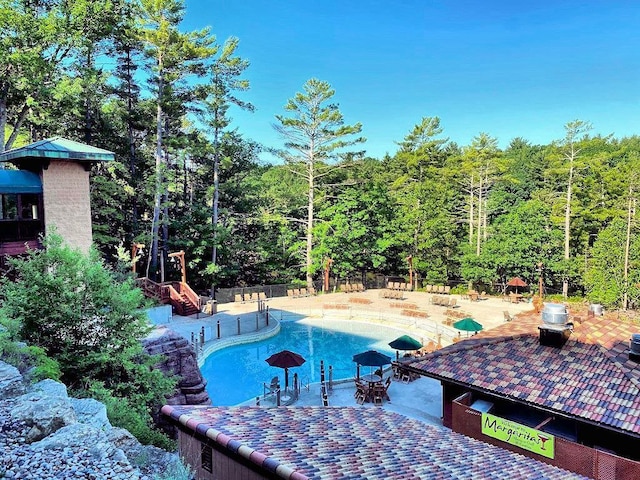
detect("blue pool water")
[200,319,403,405]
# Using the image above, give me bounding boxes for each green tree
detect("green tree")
[274,78,365,287]
[0,234,175,446]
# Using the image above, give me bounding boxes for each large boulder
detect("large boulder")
[71,397,111,429]
[0,360,26,398]
[11,381,77,442]
[143,327,211,406]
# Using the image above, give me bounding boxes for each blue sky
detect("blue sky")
[183,1,639,161]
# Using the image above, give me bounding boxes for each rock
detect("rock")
[31,379,68,398]
[0,361,26,398]
[71,398,111,429]
[142,328,210,437]
[32,423,129,463]
[12,388,77,442]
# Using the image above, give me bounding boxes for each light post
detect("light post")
[168,250,186,284]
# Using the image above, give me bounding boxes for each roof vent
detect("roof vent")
[629,334,640,361]
[539,303,571,347]
[542,303,568,325]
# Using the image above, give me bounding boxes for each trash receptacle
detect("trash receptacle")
[206,299,217,315]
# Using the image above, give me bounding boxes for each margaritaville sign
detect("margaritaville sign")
[481,413,555,459]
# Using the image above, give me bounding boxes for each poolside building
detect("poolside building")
[402,311,640,479]
[162,404,586,479]
[0,137,113,269]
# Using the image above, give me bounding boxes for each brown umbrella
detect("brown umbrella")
[265,350,306,392]
[507,277,528,294]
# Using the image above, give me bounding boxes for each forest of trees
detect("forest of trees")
[2,0,639,309]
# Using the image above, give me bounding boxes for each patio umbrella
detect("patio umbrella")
[507,277,528,294]
[389,335,423,359]
[453,317,483,337]
[265,350,306,392]
[353,350,392,377]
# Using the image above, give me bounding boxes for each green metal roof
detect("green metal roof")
[0,169,42,194]
[0,137,114,163]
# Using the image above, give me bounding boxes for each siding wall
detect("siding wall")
[178,430,273,480]
[41,161,92,252]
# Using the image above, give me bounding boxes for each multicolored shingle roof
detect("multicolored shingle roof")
[162,405,586,479]
[409,313,640,435]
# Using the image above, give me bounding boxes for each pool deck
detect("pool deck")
[161,289,534,418]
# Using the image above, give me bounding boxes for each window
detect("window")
[201,444,213,473]
[1,194,17,219]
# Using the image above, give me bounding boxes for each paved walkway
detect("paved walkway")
[163,288,534,365]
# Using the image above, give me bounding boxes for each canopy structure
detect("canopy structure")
[0,137,114,164]
[0,170,42,194]
[453,318,484,337]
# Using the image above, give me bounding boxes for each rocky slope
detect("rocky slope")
[0,362,182,479]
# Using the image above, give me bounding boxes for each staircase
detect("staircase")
[136,277,201,316]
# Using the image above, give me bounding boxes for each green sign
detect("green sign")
[481,413,555,459]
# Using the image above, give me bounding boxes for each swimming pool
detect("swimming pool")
[200,318,407,405]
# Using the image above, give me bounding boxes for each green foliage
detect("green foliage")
[152,458,194,480]
[0,332,61,382]
[87,381,175,451]
[0,234,176,447]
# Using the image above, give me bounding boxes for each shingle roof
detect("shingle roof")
[162,405,586,480]
[409,312,640,435]
[0,137,114,163]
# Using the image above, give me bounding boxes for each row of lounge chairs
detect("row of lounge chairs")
[425,285,450,294]
[379,289,404,300]
[287,287,317,298]
[386,282,412,291]
[341,283,366,293]
[234,291,267,303]
[431,296,457,308]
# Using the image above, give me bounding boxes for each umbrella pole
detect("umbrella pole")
[284,368,289,393]
[356,364,360,380]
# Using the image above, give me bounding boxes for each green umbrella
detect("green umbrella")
[453,317,483,337]
[389,335,423,359]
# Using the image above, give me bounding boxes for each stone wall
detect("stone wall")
[41,161,93,253]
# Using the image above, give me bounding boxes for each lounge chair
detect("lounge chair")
[437,285,445,294]
[300,288,308,297]
[293,288,301,298]
[448,298,457,308]
[308,287,317,295]
[250,292,259,302]
[234,294,243,303]
[258,292,267,301]
[243,293,252,302]
[444,286,451,295]
[287,289,294,298]
[504,311,513,322]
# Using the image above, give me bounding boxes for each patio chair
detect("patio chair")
[448,298,457,308]
[287,289,294,298]
[263,376,280,398]
[300,288,308,297]
[244,293,252,302]
[250,292,259,302]
[293,288,301,298]
[437,285,445,294]
[234,294,243,303]
[308,287,317,295]
[358,283,366,292]
[504,311,513,322]
[372,384,385,406]
[444,286,451,295]
[258,292,267,301]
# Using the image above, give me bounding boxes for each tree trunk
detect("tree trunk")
[469,175,474,245]
[306,150,315,289]
[563,158,574,299]
[148,57,164,280]
[623,193,635,310]
[476,176,482,256]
